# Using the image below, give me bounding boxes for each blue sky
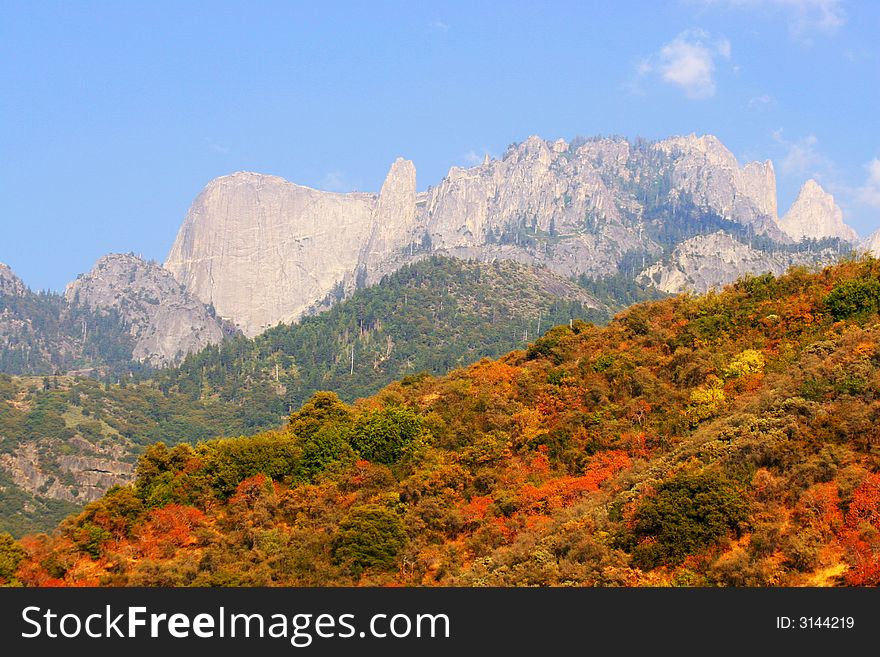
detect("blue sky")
[2,0,878,291]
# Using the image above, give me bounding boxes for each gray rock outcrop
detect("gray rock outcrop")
[0,262,26,297]
[638,231,837,294]
[778,179,857,242]
[0,443,133,504]
[65,253,227,365]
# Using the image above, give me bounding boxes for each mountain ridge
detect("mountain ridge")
[164,132,857,337]
[0,254,230,376]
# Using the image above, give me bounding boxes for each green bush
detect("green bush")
[332,504,407,572]
[288,392,352,441]
[198,432,303,498]
[0,533,26,584]
[70,522,112,559]
[135,442,198,505]
[629,471,748,569]
[824,278,880,320]
[300,424,355,481]
[350,407,422,465]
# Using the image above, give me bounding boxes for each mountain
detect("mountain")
[166,133,856,337]
[0,255,229,377]
[864,228,880,257]
[165,171,380,338]
[8,257,880,587]
[1,263,133,376]
[778,179,857,242]
[65,253,229,366]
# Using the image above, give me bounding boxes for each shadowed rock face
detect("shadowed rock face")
[65,253,227,366]
[0,262,26,297]
[165,133,857,335]
[778,179,857,243]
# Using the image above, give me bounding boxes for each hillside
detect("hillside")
[0,279,136,377]
[0,373,281,537]
[0,256,608,535]
[158,256,611,408]
[6,257,880,587]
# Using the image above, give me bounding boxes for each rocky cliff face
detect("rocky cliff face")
[0,442,133,504]
[863,228,880,257]
[638,231,837,294]
[357,158,420,287]
[165,172,378,337]
[165,133,859,335]
[65,253,228,366]
[650,134,780,233]
[778,179,857,242]
[0,263,26,297]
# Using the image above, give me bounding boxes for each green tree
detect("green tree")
[197,432,303,498]
[0,533,26,585]
[332,504,407,572]
[629,471,748,569]
[824,277,880,320]
[289,391,352,441]
[349,406,422,465]
[300,424,355,481]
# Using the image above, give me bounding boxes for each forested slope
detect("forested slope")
[6,258,880,586]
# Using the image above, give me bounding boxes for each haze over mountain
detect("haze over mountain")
[166,133,857,337]
[864,229,880,258]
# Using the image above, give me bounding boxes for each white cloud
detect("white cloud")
[696,1,845,40]
[637,29,731,99]
[204,138,230,155]
[772,130,830,177]
[320,171,352,192]
[772,0,845,34]
[748,94,777,109]
[715,37,732,59]
[857,159,880,208]
[430,20,449,32]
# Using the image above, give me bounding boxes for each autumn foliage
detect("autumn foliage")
[10,257,880,587]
